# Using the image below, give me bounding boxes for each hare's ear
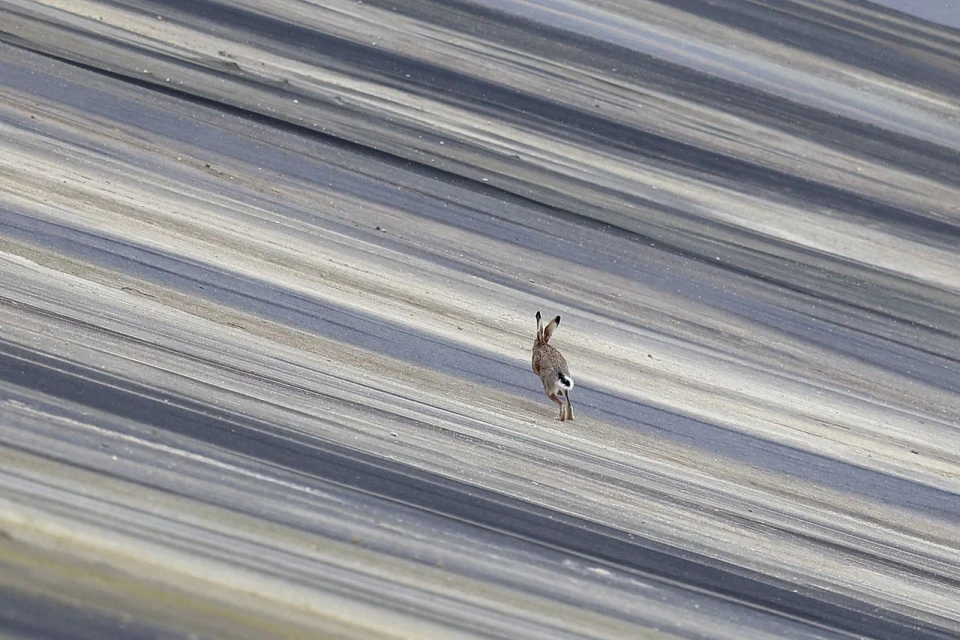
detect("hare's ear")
[543,315,561,342]
[535,311,543,338]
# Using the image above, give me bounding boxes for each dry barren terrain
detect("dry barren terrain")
[1,1,958,638]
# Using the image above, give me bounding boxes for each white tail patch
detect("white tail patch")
[558,372,574,390]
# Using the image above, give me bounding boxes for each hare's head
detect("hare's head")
[535,311,561,346]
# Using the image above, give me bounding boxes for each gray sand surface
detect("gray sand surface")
[0,1,958,638]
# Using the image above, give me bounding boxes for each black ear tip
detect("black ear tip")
[555,315,561,325]
[535,311,541,320]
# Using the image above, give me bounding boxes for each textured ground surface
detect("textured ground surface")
[0,1,958,638]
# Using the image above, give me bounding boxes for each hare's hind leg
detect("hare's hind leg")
[548,393,565,421]
[564,390,574,421]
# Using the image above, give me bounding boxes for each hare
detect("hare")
[532,311,574,421]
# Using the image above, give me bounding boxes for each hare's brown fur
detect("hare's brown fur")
[532,311,574,421]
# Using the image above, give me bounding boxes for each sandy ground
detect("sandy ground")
[0,0,958,638]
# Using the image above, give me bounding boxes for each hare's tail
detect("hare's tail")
[558,371,574,391]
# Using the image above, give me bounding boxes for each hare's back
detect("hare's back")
[533,343,568,375]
